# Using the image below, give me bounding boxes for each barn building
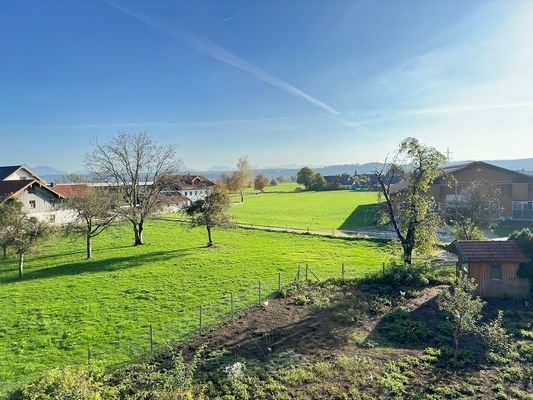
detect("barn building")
[455,240,530,298]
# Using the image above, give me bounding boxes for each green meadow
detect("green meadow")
[230,190,380,230]
[0,219,391,395]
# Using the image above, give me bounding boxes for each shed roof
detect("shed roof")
[456,240,529,263]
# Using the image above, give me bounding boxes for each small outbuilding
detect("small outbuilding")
[455,240,530,299]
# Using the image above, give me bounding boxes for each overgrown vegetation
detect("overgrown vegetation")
[0,219,390,395]
[14,261,532,400]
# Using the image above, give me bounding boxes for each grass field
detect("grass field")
[242,182,302,193]
[230,190,380,230]
[0,219,391,395]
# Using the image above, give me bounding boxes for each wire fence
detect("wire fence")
[80,262,383,374]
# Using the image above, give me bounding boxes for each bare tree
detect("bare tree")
[376,137,446,264]
[86,132,181,245]
[63,185,118,258]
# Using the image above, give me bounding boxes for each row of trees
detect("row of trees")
[0,132,235,278]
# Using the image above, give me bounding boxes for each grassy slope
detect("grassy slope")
[230,191,379,230]
[0,219,390,394]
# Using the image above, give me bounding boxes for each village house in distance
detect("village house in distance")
[0,165,215,224]
[391,161,533,221]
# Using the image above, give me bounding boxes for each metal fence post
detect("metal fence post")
[278,272,281,292]
[342,263,345,281]
[305,264,308,281]
[199,305,203,336]
[149,324,154,353]
[87,348,91,372]
[258,281,262,305]
[231,292,234,319]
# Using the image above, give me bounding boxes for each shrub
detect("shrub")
[21,367,115,400]
[381,310,432,345]
[480,310,512,356]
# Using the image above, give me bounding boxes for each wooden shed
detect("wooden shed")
[455,240,530,299]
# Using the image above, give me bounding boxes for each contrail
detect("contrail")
[223,12,245,22]
[107,2,341,116]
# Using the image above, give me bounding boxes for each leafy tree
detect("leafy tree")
[448,180,500,239]
[230,156,253,203]
[0,198,23,258]
[296,167,315,190]
[438,275,485,364]
[269,178,279,186]
[63,186,118,259]
[86,131,181,245]
[309,173,327,191]
[376,137,446,264]
[186,187,233,247]
[8,214,52,279]
[509,228,533,281]
[254,174,269,192]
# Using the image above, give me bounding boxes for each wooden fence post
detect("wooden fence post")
[87,348,91,372]
[382,262,385,276]
[305,264,308,281]
[258,281,262,305]
[342,263,345,281]
[278,272,281,292]
[298,265,301,282]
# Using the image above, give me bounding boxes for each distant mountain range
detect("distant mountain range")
[30,158,533,182]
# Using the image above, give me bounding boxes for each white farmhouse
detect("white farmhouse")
[0,165,75,224]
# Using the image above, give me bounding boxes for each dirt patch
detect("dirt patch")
[186,297,345,361]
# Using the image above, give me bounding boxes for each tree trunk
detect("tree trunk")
[240,191,244,203]
[133,221,144,246]
[86,234,92,259]
[206,225,213,247]
[18,253,24,279]
[2,245,7,258]
[403,243,413,264]
[453,335,459,364]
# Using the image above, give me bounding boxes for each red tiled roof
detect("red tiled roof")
[50,184,89,198]
[456,240,529,263]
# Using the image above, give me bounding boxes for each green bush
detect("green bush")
[20,367,115,400]
[381,310,432,345]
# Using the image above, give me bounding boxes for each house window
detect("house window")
[512,201,533,220]
[49,214,56,223]
[29,200,36,209]
[490,264,502,280]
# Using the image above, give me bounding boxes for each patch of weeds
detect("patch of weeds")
[419,347,441,364]
[379,361,409,397]
[517,341,533,362]
[368,296,393,315]
[508,387,533,400]
[381,309,432,345]
[500,366,523,382]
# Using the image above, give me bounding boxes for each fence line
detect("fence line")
[83,262,398,372]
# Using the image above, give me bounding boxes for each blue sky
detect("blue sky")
[1,0,532,171]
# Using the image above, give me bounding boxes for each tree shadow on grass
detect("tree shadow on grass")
[338,203,380,230]
[0,247,205,284]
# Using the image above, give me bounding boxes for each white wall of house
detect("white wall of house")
[178,188,211,201]
[3,169,35,181]
[15,186,76,225]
